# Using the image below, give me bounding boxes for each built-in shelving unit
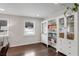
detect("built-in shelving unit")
[41,12,79,56]
[57,12,79,56]
[48,19,57,48]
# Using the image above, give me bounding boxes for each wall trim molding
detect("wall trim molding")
[10,41,41,47]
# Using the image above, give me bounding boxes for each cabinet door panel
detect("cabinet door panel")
[66,15,74,40]
[41,34,48,44]
[41,21,48,45]
[65,40,77,56]
[59,17,65,38]
[61,39,68,55]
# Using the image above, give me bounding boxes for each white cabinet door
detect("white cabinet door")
[57,16,66,54]
[41,34,48,44]
[57,38,67,55]
[66,40,77,56]
[65,14,77,56]
[41,20,48,45]
[61,39,68,55]
[57,38,62,52]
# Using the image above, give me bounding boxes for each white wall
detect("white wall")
[0,13,44,47]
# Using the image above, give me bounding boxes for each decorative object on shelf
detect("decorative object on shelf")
[59,33,64,38]
[64,3,79,17]
[48,23,57,33]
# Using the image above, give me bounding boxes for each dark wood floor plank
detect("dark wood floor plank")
[7,43,65,56]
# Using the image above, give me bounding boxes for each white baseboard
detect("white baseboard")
[10,41,41,47]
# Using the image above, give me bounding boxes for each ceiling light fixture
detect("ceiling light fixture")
[0,8,5,11]
[36,14,39,17]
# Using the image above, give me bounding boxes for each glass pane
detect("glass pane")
[67,15,74,40]
[42,22,47,34]
[59,18,64,38]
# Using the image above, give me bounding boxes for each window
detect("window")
[0,19,8,36]
[24,21,35,35]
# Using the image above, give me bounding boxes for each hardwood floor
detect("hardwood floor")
[7,43,65,56]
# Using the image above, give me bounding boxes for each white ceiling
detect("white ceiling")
[0,3,73,18]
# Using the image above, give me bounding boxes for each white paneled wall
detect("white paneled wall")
[0,13,44,47]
